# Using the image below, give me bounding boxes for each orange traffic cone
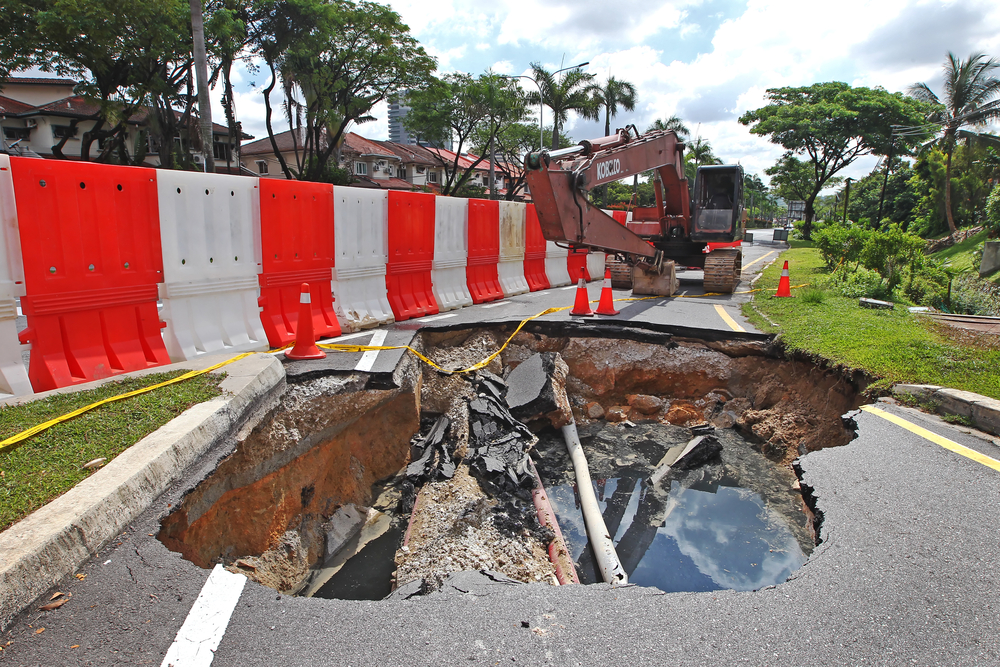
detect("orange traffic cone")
[285,283,327,360]
[570,268,594,316]
[595,268,620,315]
[775,261,792,297]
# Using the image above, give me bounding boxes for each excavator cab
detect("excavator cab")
[690,165,744,243]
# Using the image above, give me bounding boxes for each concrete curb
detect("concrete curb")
[892,384,1000,436]
[0,353,286,631]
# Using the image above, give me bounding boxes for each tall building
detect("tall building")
[388,94,416,145]
[388,91,451,150]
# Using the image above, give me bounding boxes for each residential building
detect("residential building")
[0,77,246,169]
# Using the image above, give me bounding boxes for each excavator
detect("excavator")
[524,127,745,295]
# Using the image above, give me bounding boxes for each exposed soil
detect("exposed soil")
[394,465,555,591]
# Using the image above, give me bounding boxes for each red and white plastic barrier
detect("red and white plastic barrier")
[587,250,606,283]
[156,171,268,361]
[332,188,394,330]
[257,179,341,347]
[386,191,438,321]
[497,201,529,296]
[12,158,170,392]
[431,196,473,311]
[466,199,504,304]
[544,241,571,287]
[0,155,31,397]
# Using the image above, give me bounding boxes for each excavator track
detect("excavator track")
[606,255,633,289]
[702,249,742,294]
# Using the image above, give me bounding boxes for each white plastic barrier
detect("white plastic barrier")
[0,154,31,397]
[332,188,394,330]
[544,240,571,287]
[498,201,529,296]
[587,250,606,282]
[156,171,268,361]
[431,196,473,311]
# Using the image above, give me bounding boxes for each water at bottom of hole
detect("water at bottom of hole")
[312,525,404,600]
[536,422,812,593]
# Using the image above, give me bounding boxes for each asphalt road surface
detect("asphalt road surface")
[17,232,1000,665]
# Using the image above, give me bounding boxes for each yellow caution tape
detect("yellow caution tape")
[316,306,569,374]
[0,353,255,455]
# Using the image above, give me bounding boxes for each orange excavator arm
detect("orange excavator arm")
[523,129,691,258]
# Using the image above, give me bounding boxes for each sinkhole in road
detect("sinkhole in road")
[158,322,864,599]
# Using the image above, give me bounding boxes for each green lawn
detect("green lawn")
[0,371,223,532]
[744,242,1000,400]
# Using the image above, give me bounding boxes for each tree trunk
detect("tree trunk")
[190,0,214,172]
[263,62,292,179]
[944,147,957,233]
[551,120,559,150]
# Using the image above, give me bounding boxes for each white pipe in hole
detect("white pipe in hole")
[561,420,628,586]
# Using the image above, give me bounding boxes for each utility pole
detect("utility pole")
[876,138,895,227]
[843,178,853,224]
[489,134,496,200]
[190,0,214,172]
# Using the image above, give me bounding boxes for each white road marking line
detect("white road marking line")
[320,331,377,344]
[418,313,458,323]
[481,301,511,309]
[560,285,579,291]
[535,291,551,296]
[355,329,388,372]
[161,564,246,667]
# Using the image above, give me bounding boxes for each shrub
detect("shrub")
[812,224,869,269]
[858,224,925,290]
[986,183,1000,239]
[950,274,1000,316]
[829,266,891,300]
[800,287,826,304]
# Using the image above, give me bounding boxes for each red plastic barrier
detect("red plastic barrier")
[567,247,591,282]
[523,204,549,291]
[11,158,169,391]
[466,199,503,304]
[386,191,438,320]
[611,211,627,225]
[258,179,341,347]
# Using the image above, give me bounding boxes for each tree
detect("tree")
[739,82,929,238]
[527,63,598,149]
[252,0,434,180]
[647,115,689,140]
[2,0,196,164]
[404,72,528,196]
[593,76,636,137]
[591,75,636,205]
[846,161,919,229]
[767,154,841,208]
[473,121,536,200]
[908,52,1000,233]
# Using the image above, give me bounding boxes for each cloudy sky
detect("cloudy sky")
[219,0,998,183]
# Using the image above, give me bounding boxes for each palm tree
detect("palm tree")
[528,62,599,149]
[593,76,637,136]
[647,115,690,140]
[908,52,1000,233]
[592,76,636,205]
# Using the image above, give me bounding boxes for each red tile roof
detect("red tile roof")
[2,77,77,87]
[375,140,437,166]
[0,95,32,116]
[343,132,397,158]
[425,147,494,172]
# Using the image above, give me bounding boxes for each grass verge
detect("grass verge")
[0,371,223,532]
[743,242,1000,400]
